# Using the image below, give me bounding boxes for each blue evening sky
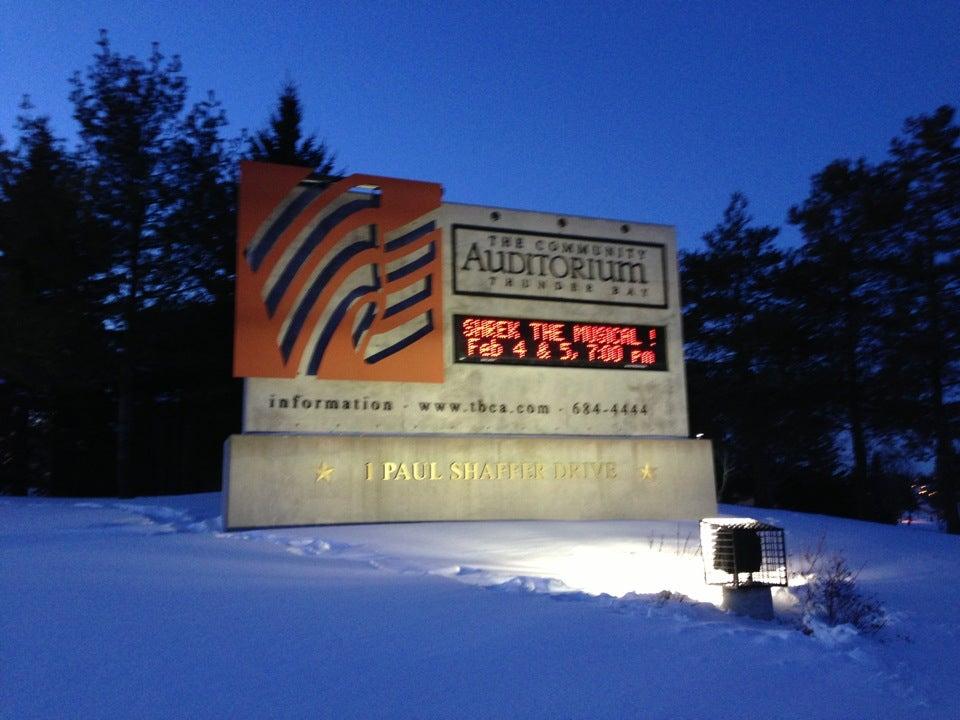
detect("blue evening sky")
[1,1,957,250]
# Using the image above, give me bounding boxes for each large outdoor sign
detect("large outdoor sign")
[223,162,716,528]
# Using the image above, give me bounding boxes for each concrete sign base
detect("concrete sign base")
[223,434,716,528]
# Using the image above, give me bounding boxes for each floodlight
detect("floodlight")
[700,518,788,619]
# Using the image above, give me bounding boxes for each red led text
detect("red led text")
[454,315,666,371]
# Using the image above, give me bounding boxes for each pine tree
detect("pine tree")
[682,194,787,504]
[69,31,188,497]
[0,106,113,495]
[248,81,339,177]
[885,106,960,532]
[142,91,241,494]
[788,159,903,520]
[164,91,237,305]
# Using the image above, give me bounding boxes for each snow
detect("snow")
[2,494,958,719]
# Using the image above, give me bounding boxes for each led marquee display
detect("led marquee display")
[454,314,666,371]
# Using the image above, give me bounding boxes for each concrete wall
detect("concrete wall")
[224,434,716,528]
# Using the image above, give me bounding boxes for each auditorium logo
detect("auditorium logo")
[234,162,444,383]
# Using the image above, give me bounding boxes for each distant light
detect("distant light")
[695,433,704,438]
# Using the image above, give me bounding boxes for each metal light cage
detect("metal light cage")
[700,518,787,588]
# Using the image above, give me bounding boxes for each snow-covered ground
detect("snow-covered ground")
[2,494,958,719]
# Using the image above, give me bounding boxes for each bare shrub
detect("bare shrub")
[794,537,886,635]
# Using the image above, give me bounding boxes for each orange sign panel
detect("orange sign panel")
[234,162,444,383]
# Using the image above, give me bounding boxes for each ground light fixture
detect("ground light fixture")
[700,517,787,619]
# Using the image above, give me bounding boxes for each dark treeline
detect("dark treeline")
[683,106,959,532]
[0,33,336,498]
[1,35,956,533]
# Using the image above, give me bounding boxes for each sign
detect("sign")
[240,198,690,438]
[452,225,667,307]
[223,163,716,528]
[224,434,717,528]
[453,314,667,371]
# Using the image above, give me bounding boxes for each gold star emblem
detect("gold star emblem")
[315,462,335,482]
[639,462,656,481]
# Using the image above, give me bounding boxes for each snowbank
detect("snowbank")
[2,494,957,718]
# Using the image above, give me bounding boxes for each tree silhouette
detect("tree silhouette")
[682,193,784,504]
[788,158,903,519]
[248,81,339,177]
[0,106,113,495]
[69,30,189,497]
[165,91,237,305]
[886,106,960,531]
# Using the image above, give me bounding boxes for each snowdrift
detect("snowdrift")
[2,494,957,719]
